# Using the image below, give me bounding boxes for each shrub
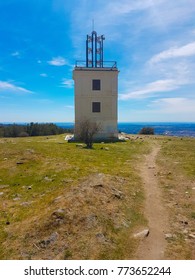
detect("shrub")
[139,127,154,135]
[76,119,101,148]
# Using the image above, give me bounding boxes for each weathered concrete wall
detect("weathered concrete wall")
[73,67,119,140]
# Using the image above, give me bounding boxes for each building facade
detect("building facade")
[73,31,119,140]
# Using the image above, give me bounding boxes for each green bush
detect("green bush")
[139,127,154,135]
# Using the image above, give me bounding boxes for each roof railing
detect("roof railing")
[75,60,117,68]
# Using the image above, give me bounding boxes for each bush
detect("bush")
[18,132,29,137]
[76,119,101,148]
[139,127,154,135]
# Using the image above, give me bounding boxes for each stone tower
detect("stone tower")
[73,30,119,140]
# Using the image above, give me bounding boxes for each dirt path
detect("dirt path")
[136,144,169,260]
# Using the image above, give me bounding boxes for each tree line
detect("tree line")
[0,123,73,138]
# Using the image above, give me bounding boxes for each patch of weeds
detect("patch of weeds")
[191,212,195,219]
[64,249,72,259]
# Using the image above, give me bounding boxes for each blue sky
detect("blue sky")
[0,0,195,123]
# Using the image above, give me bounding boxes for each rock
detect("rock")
[13,197,21,201]
[165,233,176,239]
[96,233,106,242]
[20,202,31,207]
[0,192,4,196]
[44,176,53,182]
[0,185,9,189]
[26,185,33,190]
[112,188,124,199]
[65,135,74,141]
[39,232,59,248]
[53,196,63,202]
[188,234,195,239]
[100,147,109,150]
[134,229,149,238]
[76,144,84,148]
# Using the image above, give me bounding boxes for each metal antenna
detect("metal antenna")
[92,19,94,31]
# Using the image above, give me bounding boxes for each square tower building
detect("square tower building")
[73,31,119,140]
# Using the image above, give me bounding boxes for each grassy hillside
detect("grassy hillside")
[157,137,195,259]
[0,135,149,259]
[0,134,194,259]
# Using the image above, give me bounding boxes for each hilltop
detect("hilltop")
[0,134,194,259]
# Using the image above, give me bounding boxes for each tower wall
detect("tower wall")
[73,67,119,140]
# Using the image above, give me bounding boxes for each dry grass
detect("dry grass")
[157,137,195,259]
[0,134,194,260]
[0,134,148,260]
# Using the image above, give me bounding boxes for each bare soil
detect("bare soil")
[136,144,169,259]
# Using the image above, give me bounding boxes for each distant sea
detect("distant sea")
[56,122,195,138]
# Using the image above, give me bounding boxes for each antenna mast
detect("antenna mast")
[86,30,105,68]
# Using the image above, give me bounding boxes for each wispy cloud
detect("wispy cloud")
[40,73,48,77]
[0,81,32,94]
[47,56,68,66]
[60,78,74,88]
[119,79,187,100]
[64,105,74,109]
[34,98,53,104]
[11,51,20,57]
[149,42,195,64]
[151,97,195,113]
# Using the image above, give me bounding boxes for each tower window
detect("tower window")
[92,102,101,113]
[92,79,101,90]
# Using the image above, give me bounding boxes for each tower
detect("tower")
[73,30,119,140]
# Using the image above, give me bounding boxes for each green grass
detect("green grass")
[160,137,195,177]
[157,137,195,259]
[1,134,194,259]
[0,134,150,259]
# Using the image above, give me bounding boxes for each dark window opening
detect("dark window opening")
[92,79,101,90]
[92,102,101,113]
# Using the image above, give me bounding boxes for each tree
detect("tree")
[76,119,101,148]
[139,127,154,135]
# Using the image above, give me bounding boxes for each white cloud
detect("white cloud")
[151,97,195,113]
[119,79,186,100]
[48,56,68,66]
[11,51,20,57]
[149,42,195,64]
[60,78,74,88]
[0,81,32,94]
[40,73,48,77]
[64,105,74,109]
